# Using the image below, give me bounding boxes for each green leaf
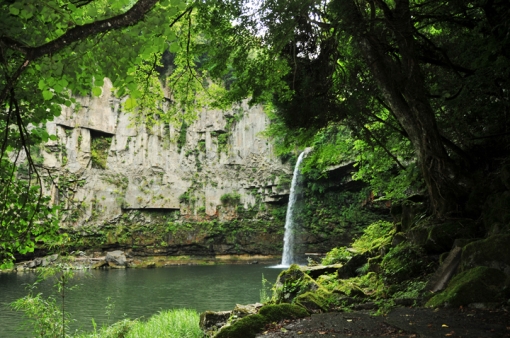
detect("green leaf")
[124,97,137,110]
[42,90,54,100]
[92,87,102,97]
[38,79,46,90]
[169,42,180,53]
[9,6,20,16]
[58,78,68,87]
[20,9,33,19]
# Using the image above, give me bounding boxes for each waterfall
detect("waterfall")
[280,150,308,267]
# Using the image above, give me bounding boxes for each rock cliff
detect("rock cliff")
[33,79,295,258]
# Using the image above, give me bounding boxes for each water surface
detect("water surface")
[0,265,282,337]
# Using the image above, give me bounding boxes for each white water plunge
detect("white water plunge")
[279,149,310,267]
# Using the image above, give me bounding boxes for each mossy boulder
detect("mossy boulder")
[258,303,309,322]
[274,264,320,303]
[393,201,427,232]
[294,291,330,313]
[407,220,478,254]
[482,192,510,235]
[425,266,508,307]
[213,304,310,338]
[200,310,232,336]
[381,242,430,283]
[214,314,266,338]
[459,234,510,275]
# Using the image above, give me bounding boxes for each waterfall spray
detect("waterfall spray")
[280,149,309,267]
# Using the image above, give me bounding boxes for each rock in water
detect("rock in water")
[105,250,127,268]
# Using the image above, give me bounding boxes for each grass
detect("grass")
[77,309,203,338]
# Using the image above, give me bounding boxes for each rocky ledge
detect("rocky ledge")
[2,250,280,273]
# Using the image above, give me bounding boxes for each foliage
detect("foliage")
[204,0,510,217]
[381,242,429,284]
[178,191,190,204]
[425,266,507,308]
[90,135,112,169]
[176,121,188,154]
[124,309,202,338]
[259,274,273,304]
[351,221,394,254]
[11,291,72,338]
[321,247,352,265]
[11,260,79,337]
[0,159,60,267]
[220,192,241,205]
[296,187,383,242]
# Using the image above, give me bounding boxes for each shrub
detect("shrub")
[352,221,394,254]
[381,242,428,283]
[78,309,202,338]
[179,192,190,204]
[321,246,352,265]
[220,192,241,205]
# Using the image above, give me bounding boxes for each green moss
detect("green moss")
[258,303,309,322]
[460,234,510,272]
[321,246,352,265]
[220,192,241,205]
[215,314,266,338]
[482,192,510,234]
[274,265,320,303]
[177,121,188,153]
[352,221,394,254]
[91,135,112,169]
[294,291,329,313]
[425,266,507,307]
[381,242,429,283]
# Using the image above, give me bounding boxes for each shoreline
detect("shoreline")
[0,252,282,273]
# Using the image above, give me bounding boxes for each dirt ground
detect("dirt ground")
[256,306,510,337]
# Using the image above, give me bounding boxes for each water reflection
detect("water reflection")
[0,265,283,338]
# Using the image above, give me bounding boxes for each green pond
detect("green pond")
[0,264,283,337]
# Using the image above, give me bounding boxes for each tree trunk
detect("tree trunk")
[339,0,464,217]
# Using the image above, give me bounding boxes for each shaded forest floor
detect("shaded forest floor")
[257,307,510,337]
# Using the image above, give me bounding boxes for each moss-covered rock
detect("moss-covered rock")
[459,234,510,275]
[200,310,232,336]
[395,201,427,232]
[294,291,330,313]
[425,266,507,307]
[407,220,478,254]
[258,303,309,322]
[381,242,430,283]
[274,264,320,303]
[214,314,266,338]
[482,192,510,235]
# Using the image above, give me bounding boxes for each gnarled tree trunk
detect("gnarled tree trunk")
[338,0,464,217]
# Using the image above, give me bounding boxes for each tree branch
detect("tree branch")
[0,0,159,108]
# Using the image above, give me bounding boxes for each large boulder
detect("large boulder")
[407,220,478,254]
[302,264,342,279]
[459,234,510,276]
[482,192,510,235]
[105,250,127,268]
[231,303,263,320]
[337,254,368,279]
[426,266,509,307]
[199,310,231,336]
[274,265,320,304]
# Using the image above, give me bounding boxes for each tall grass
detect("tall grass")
[77,309,203,338]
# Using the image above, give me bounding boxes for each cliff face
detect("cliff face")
[40,79,291,228]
